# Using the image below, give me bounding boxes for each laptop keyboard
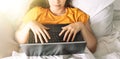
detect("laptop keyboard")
[22,24,86,56]
[28,24,84,43]
[45,24,65,42]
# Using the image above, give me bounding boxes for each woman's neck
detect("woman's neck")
[50,7,66,16]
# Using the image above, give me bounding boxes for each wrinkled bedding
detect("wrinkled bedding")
[2,48,95,59]
[94,20,120,59]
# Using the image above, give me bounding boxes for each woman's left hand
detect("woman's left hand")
[59,22,84,42]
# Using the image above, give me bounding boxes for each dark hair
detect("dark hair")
[29,0,49,9]
[65,0,73,7]
[29,0,73,9]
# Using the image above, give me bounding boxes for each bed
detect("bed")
[0,0,120,59]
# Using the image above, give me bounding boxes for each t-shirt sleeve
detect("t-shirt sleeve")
[76,9,90,24]
[22,7,43,24]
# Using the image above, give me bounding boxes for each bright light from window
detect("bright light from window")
[0,0,28,13]
[0,0,32,22]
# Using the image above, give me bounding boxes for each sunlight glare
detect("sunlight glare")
[0,0,32,21]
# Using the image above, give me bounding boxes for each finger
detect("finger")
[31,28,38,43]
[59,29,66,36]
[42,29,51,39]
[71,32,77,42]
[67,30,73,42]
[37,33,44,44]
[39,28,48,43]
[59,26,68,36]
[34,32,38,43]
[43,26,49,30]
[62,26,68,30]
[63,30,70,41]
[34,28,44,43]
[35,26,48,43]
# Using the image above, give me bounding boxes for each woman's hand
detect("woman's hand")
[27,21,51,43]
[59,22,84,42]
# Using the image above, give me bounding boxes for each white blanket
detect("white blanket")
[2,50,95,59]
[94,20,120,59]
[2,48,95,59]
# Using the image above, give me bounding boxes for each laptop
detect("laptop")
[20,24,86,56]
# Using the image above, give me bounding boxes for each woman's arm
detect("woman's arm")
[59,21,97,53]
[15,21,51,44]
[15,7,41,44]
[81,21,97,53]
[15,23,30,44]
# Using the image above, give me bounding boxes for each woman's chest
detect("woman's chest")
[36,13,77,24]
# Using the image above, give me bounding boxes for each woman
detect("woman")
[15,0,97,53]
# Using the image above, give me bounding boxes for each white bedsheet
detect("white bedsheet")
[2,49,95,59]
[94,20,120,59]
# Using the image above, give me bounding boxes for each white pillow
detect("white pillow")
[72,0,115,17]
[90,4,114,37]
[0,14,19,58]
[72,0,115,37]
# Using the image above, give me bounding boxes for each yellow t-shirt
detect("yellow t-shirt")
[23,7,89,24]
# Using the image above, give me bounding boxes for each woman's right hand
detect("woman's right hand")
[27,21,51,43]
